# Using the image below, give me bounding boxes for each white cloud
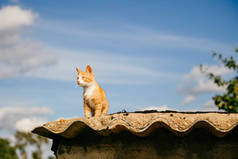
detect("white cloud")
[179,65,232,105]
[141,105,170,111]
[195,100,221,111]
[0,6,56,79]
[203,100,215,108]
[0,106,53,132]
[184,65,231,81]
[182,95,196,105]
[0,6,37,31]
[15,117,47,132]
[193,80,226,93]
[0,42,57,79]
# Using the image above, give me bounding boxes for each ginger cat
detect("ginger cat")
[76,65,109,117]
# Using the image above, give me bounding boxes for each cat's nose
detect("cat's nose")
[77,81,80,85]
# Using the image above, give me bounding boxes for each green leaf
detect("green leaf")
[206,48,238,112]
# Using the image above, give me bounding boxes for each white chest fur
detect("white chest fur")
[84,84,96,107]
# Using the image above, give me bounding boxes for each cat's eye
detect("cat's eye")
[82,76,85,79]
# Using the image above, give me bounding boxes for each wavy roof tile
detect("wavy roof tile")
[32,112,238,138]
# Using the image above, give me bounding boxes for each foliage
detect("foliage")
[0,138,18,159]
[14,131,49,159]
[203,48,238,112]
[15,131,33,159]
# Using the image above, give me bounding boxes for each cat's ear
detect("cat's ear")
[76,67,81,73]
[85,65,94,77]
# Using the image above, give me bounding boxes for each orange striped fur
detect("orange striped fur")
[76,65,109,117]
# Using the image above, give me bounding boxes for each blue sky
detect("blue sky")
[0,0,238,137]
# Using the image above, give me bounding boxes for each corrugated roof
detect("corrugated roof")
[32,112,238,139]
